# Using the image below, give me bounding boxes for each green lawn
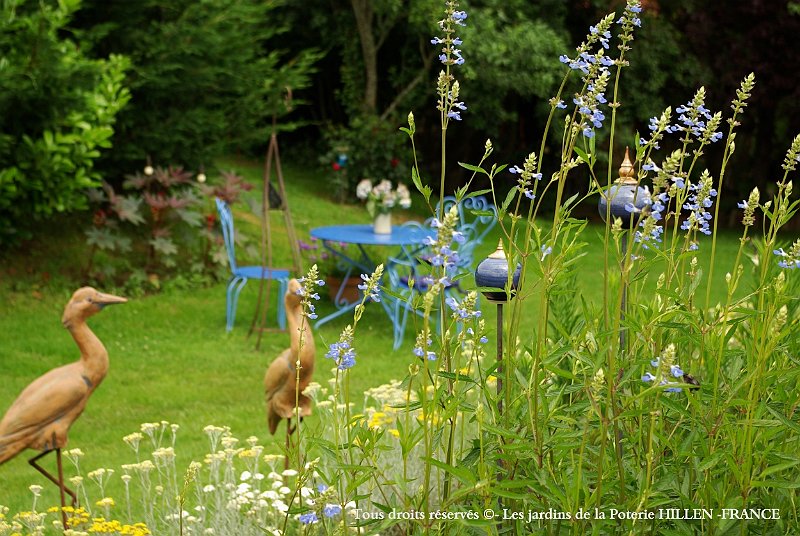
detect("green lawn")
[0,157,751,515]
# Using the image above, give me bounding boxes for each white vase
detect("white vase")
[373,212,392,234]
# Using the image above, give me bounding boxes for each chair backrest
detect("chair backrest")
[431,195,497,272]
[385,219,427,279]
[215,198,237,272]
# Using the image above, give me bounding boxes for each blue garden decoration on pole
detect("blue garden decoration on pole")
[597,147,650,226]
[475,240,521,414]
[598,147,650,351]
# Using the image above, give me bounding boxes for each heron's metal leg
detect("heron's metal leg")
[29,449,77,529]
[56,448,68,524]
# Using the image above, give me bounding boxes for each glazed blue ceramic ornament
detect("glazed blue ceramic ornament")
[598,147,650,226]
[475,240,521,303]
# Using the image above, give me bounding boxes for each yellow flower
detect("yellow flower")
[95,497,115,508]
[367,412,393,429]
[416,412,441,426]
[388,429,400,438]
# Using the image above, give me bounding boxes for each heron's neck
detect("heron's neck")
[288,303,314,363]
[68,320,109,386]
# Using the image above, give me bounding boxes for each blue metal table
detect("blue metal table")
[310,223,428,348]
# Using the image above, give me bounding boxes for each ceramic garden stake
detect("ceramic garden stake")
[0,287,127,527]
[264,279,316,466]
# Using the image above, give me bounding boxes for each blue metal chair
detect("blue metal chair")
[384,220,429,349]
[215,198,289,331]
[385,195,497,348]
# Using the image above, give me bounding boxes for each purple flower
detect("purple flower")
[299,513,318,524]
[323,504,342,518]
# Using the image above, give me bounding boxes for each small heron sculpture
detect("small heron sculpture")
[264,279,315,459]
[0,287,126,526]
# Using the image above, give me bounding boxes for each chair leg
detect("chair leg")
[227,277,248,331]
[277,279,288,330]
[225,277,240,332]
[392,299,404,350]
[231,278,249,331]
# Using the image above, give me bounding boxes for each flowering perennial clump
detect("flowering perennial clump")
[325,325,357,370]
[296,266,324,320]
[413,331,437,361]
[631,84,739,252]
[422,205,464,286]
[738,187,760,227]
[679,169,718,240]
[357,269,382,302]
[433,0,468,122]
[509,152,542,200]
[774,239,800,270]
[445,291,482,321]
[641,344,688,393]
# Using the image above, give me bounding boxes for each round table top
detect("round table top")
[310,224,428,246]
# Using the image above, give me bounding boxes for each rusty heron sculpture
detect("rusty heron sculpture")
[0,287,126,526]
[264,279,315,461]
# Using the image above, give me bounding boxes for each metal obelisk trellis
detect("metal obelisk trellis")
[250,108,302,350]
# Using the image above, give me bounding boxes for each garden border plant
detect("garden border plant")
[284,0,800,534]
[2,1,799,535]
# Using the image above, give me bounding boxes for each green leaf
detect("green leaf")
[411,167,432,202]
[421,456,477,486]
[458,161,488,175]
[573,145,592,166]
[150,237,178,256]
[465,189,492,199]
[85,228,117,250]
[114,196,145,225]
[500,186,518,215]
[757,460,800,480]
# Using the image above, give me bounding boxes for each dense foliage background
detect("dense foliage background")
[1,0,799,247]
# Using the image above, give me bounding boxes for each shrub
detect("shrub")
[0,0,130,246]
[72,0,321,172]
[84,166,252,295]
[318,115,409,202]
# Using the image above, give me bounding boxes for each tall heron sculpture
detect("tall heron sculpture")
[0,287,127,527]
[264,279,315,463]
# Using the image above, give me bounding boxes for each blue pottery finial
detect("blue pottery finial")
[474,240,521,303]
[598,147,650,225]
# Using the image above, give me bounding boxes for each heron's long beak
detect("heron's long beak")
[95,292,128,306]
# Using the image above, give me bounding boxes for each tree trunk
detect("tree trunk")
[350,0,378,113]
